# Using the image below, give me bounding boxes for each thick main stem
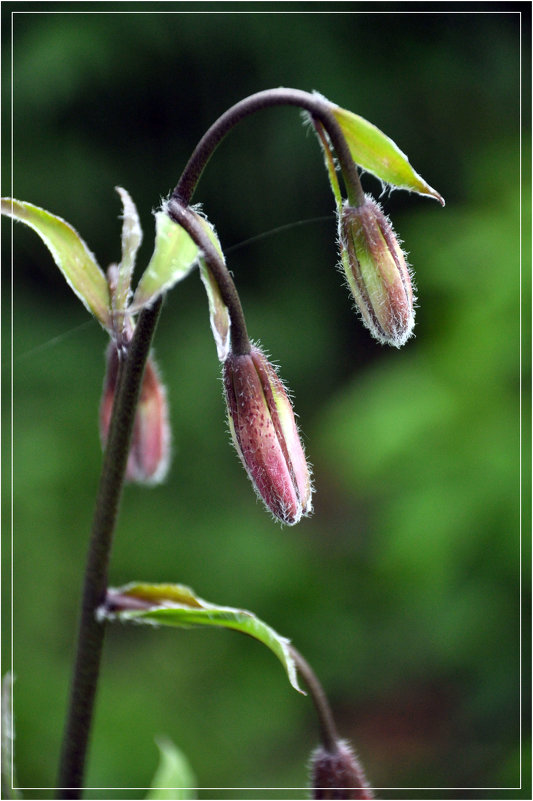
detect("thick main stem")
[56,299,163,798]
[173,88,364,207]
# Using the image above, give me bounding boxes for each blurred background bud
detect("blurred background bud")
[339,195,414,348]
[100,342,170,484]
[223,345,312,525]
[310,740,373,800]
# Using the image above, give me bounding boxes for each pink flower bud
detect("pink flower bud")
[339,195,415,347]
[310,740,373,800]
[100,343,170,484]
[223,345,313,525]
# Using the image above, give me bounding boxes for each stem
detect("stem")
[290,646,340,753]
[166,200,251,355]
[56,299,163,798]
[173,87,364,207]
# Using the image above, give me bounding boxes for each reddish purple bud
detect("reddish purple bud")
[223,345,313,525]
[310,740,374,800]
[100,343,170,484]
[339,195,415,348]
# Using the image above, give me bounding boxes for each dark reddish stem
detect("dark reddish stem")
[56,299,163,798]
[173,87,364,207]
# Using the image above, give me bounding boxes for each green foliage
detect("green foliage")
[103,582,303,694]
[1,198,110,327]
[146,738,196,801]
[332,105,444,204]
[115,187,143,315]
[194,215,231,361]
[131,211,198,313]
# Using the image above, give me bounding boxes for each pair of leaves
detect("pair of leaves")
[1,192,230,360]
[1,192,199,329]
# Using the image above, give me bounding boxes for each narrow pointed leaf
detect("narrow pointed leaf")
[1,198,111,326]
[198,259,231,360]
[102,582,304,694]
[331,106,445,205]
[130,211,198,311]
[146,737,196,800]
[313,119,343,212]
[114,186,142,315]
[194,215,231,361]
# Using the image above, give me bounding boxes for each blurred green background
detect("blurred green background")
[2,4,529,799]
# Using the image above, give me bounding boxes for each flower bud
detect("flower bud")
[339,195,414,347]
[223,345,312,525]
[310,740,373,800]
[100,342,170,484]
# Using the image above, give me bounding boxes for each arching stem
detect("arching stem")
[166,200,251,355]
[173,88,364,208]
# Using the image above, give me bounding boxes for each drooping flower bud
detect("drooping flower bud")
[223,345,313,525]
[100,342,170,484]
[310,740,373,800]
[339,195,415,348]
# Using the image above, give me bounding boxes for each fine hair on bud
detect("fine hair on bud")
[223,343,313,525]
[310,740,374,800]
[338,194,416,348]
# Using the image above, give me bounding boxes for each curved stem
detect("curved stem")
[173,88,364,207]
[290,646,340,753]
[166,200,251,355]
[56,298,163,798]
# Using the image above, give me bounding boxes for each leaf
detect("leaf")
[131,210,199,311]
[331,106,445,205]
[114,186,143,315]
[198,259,231,360]
[194,215,231,361]
[102,582,304,694]
[313,119,343,212]
[1,197,111,326]
[146,737,196,800]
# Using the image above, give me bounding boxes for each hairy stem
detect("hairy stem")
[173,87,364,207]
[56,299,163,798]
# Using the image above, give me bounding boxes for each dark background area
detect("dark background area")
[2,3,530,799]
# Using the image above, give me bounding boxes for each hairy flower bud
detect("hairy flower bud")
[310,740,373,800]
[100,342,170,484]
[223,345,312,525]
[339,195,414,347]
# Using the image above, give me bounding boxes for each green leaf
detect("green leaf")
[102,582,304,694]
[114,186,143,315]
[131,209,199,311]
[313,119,343,212]
[146,737,196,800]
[331,106,445,205]
[1,197,111,326]
[194,214,231,361]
